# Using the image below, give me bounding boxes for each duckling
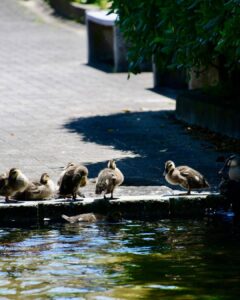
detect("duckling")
[58,163,88,200]
[95,160,124,199]
[57,162,75,186]
[219,156,240,213]
[0,168,29,202]
[62,211,122,223]
[163,160,209,195]
[14,173,55,200]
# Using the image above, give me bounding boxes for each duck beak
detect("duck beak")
[163,170,166,176]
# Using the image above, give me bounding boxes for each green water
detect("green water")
[0,219,239,300]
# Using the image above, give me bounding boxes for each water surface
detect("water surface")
[0,219,239,299]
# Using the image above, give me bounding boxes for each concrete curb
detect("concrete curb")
[0,194,226,225]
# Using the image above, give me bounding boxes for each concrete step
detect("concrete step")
[0,194,226,225]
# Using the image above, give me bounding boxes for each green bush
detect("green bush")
[110,0,240,89]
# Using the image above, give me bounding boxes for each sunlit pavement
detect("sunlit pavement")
[0,0,226,196]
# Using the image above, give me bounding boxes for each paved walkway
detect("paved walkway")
[0,0,226,197]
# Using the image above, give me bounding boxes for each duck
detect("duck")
[0,168,29,202]
[219,155,240,182]
[61,211,122,223]
[14,173,55,200]
[58,163,88,200]
[57,162,75,186]
[163,160,209,195]
[95,160,124,199]
[218,156,240,212]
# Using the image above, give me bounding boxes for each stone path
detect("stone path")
[0,0,227,198]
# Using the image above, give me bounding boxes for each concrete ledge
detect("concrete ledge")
[0,194,226,225]
[86,10,117,26]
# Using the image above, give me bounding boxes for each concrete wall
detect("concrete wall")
[188,66,219,90]
[176,91,240,139]
[153,61,187,89]
[0,194,226,225]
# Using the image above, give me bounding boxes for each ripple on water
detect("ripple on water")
[0,220,239,300]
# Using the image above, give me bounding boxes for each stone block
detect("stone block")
[86,10,128,72]
[0,202,38,225]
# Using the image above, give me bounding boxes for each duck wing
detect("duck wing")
[114,168,124,185]
[59,167,76,195]
[177,166,209,188]
[96,169,116,193]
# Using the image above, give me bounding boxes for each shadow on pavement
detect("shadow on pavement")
[64,110,220,187]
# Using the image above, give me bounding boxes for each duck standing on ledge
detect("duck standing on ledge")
[14,173,55,200]
[58,163,88,200]
[0,168,29,202]
[163,160,209,195]
[95,160,124,199]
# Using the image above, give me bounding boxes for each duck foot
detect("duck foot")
[103,194,112,200]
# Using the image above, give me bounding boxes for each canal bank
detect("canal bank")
[0,194,225,225]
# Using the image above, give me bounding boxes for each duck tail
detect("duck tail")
[61,214,71,222]
[204,178,210,188]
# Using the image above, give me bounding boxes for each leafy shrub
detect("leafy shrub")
[110,0,240,90]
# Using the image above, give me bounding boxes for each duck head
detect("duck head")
[40,173,50,184]
[108,160,116,170]
[9,168,21,180]
[163,160,175,176]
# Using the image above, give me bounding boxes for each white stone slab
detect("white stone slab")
[86,10,117,26]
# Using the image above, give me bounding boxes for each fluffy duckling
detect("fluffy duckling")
[57,162,75,186]
[163,160,209,195]
[14,173,55,200]
[95,160,124,199]
[219,155,240,182]
[58,163,88,200]
[0,168,29,202]
[62,211,122,223]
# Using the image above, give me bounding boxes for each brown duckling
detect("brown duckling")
[58,163,88,200]
[0,168,29,202]
[163,160,209,195]
[14,173,55,200]
[95,160,124,199]
[57,162,75,186]
[62,211,122,223]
